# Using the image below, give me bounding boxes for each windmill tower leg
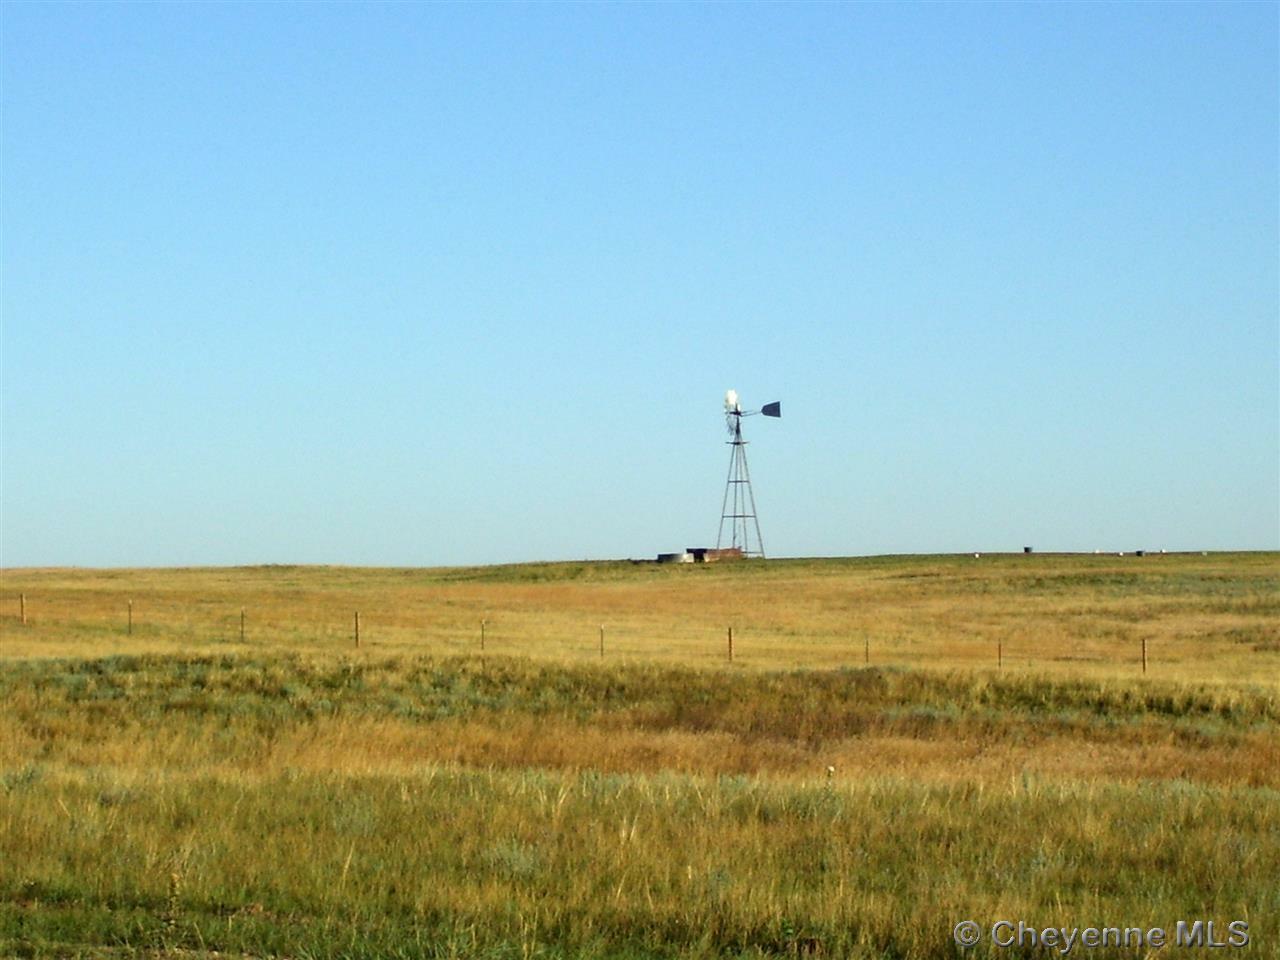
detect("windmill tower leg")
[716,443,737,551]
[738,440,765,558]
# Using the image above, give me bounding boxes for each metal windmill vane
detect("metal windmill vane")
[717,389,781,558]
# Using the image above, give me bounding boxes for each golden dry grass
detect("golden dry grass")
[2,553,1277,958]
[3,552,1277,682]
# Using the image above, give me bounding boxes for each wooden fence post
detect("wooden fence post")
[240,607,246,643]
[599,624,604,658]
[128,599,133,636]
[20,593,26,625]
[727,626,734,663]
[480,619,486,652]
[1142,637,1147,674]
[864,636,869,666]
[354,611,361,648]
[998,640,1002,669]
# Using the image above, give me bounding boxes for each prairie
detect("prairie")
[4,552,1278,679]
[1,552,1277,958]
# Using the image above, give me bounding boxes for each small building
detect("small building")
[686,547,744,563]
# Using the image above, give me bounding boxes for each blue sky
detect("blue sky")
[2,1,1276,567]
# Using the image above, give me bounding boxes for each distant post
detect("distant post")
[727,626,734,663]
[19,593,26,625]
[1142,637,1147,674]
[864,636,869,666]
[355,611,361,648]
[998,640,1002,670]
[240,607,246,643]
[128,600,133,636]
[599,624,605,658]
[480,619,486,652]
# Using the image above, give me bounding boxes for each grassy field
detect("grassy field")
[2,553,1278,958]
[4,552,1278,678]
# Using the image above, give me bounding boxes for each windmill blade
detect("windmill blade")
[761,401,781,418]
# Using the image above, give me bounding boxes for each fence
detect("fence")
[1,589,1223,681]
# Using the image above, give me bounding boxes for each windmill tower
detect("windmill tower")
[716,389,781,558]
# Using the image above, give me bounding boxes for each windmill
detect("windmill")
[716,389,781,558]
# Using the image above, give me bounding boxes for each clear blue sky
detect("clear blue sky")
[2,1,1276,567]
